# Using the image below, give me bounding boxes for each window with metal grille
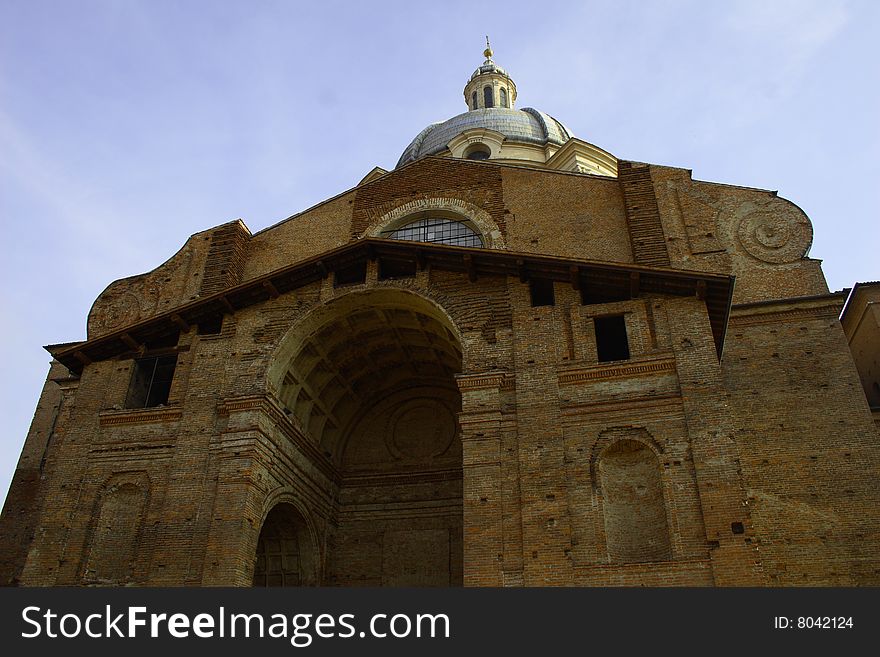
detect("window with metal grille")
[500,87,508,107]
[483,86,494,108]
[125,354,178,408]
[381,217,484,248]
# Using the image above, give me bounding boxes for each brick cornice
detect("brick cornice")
[558,357,676,386]
[456,372,509,391]
[730,294,845,327]
[98,406,182,427]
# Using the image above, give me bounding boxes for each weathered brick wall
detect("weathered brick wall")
[651,165,828,304]
[724,297,880,585]
[198,219,251,295]
[352,158,506,240]
[500,167,632,263]
[616,161,670,266]
[5,155,879,588]
[87,227,215,339]
[0,361,71,585]
[242,194,354,281]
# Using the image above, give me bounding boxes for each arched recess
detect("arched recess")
[595,436,671,564]
[82,472,149,585]
[361,197,506,249]
[252,502,319,586]
[266,288,465,586]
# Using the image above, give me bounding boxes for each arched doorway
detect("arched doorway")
[252,503,318,586]
[269,289,464,586]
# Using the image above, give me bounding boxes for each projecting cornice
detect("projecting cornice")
[47,238,734,373]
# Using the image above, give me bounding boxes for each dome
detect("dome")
[392,41,616,177]
[470,61,509,80]
[396,107,574,168]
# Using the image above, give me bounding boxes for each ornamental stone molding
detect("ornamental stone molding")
[735,200,813,264]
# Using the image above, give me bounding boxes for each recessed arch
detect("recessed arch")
[265,287,464,586]
[266,287,464,586]
[597,437,671,563]
[252,502,319,586]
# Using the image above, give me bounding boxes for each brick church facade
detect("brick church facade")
[2,45,878,587]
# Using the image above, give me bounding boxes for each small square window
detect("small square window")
[197,316,223,335]
[379,258,417,280]
[334,262,367,287]
[529,279,555,307]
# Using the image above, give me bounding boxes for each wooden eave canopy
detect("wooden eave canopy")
[47,238,734,373]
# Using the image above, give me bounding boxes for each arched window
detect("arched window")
[381,217,484,248]
[483,86,494,108]
[598,439,671,563]
[471,91,478,110]
[500,87,508,108]
[465,144,490,160]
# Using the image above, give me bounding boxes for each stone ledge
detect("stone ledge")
[558,356,676,386]
[98,406,182,427]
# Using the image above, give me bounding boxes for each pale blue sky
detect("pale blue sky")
[1,0,878,507]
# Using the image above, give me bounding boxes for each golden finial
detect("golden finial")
[483,36,493,60]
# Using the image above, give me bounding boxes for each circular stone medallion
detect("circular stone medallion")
[388,401,455,460]
[736,206,812,264]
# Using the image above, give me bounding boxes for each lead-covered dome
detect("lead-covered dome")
[397,107,574,168]
[392,40,617,177]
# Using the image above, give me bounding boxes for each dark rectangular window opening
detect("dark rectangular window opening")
[334,261,367,287]
[581,286,630,305]
[125,354,178,409]
[378,258,417,280]
[197,315,223,335]
[595,315,630,363]
[529,279,555,307]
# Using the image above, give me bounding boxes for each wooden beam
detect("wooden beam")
[73,351,92,365]
[263,280,280,299]
[47,238,735,373]
[570,266,581,290]
[630,272,640,298]
[463,254,477,282]
[696,280,707,301]
[120,333,140,351]
[171,314,190,332]
[317,260,328,277]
